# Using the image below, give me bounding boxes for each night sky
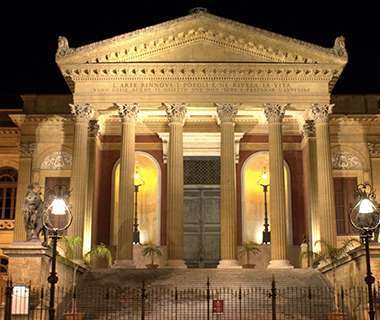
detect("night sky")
[1,1,379,108]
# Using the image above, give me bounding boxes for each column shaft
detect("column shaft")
[165,103,187,268]
[265,104,292,269]
[220,122,237,260]
[69,104,93,260]
[13,144,34,241]
[114,103,139,267]
[312,104,337,247]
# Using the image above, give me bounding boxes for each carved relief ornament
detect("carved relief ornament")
[88,120,100,137]
[302,120,316,137]
[311,104,334,123]
[116,103,140,122]
[368,143,380,158]
[215,103,239,123]
[20,143,36,157]
[40,151,72,170]
[331,151,361,170]
[263,104,287,123]
[69,103,94,121]
[164,103,188,124]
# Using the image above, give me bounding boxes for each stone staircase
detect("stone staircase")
[79,268,331,289]
[63,269,334,320]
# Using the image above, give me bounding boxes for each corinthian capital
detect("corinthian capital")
[311,104,334,123]
[216,103,239,123]
[164,103,187,124]
[302,120,316,137]
[264,104,287,123]
[20,143,36,157]
[116,103,139,122]
[70,103,94,121]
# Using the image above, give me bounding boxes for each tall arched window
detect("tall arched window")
[0,167,18,220]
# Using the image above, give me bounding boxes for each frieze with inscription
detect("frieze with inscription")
[87,81,318,96]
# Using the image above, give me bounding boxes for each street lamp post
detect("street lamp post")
[349,183,380,320]
[258,168,270,244]
[133,169,144,244]
[43,195,73,320]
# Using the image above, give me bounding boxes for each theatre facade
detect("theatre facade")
[1,11,380,269]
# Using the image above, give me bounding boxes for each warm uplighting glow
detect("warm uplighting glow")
[358,198,377,214]
[50,198,67,215]
[258,167,270,187]
[134,169,145,187]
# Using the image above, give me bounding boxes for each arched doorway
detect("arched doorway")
[111,152,161,247]
[241,152,292,245]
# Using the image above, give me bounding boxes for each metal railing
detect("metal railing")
[0,279,379,319]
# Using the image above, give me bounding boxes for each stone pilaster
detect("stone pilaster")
[113,103,139,268]
[312,104,337,247]
[13,143,35,241]
[69,103,94,260]
[264,104,293,269]
[84,121,99,253]
[302,120,320,251]
[216,103,241,268]
[165,103,187,268]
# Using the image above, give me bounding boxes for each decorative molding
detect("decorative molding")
[302,120,316,137]
[88,120,100,137]
[311,104,334,123]
[69,103,94,120]
[56,12,346,64]
[116,103,140,122]
[331,151,361,170]
[368,143,380,158]
[20,143,36,157]
[0,220,15,230]
[264,104,287,123]
[40,151,72,170]
[164,103,188,124]
[216,103,239,123]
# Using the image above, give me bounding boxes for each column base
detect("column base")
[267,259,294,269]
[217,259,242,269]
[112,259,136,269]
[166,259,187,269]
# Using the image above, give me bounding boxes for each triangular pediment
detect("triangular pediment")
[56,11,348,65]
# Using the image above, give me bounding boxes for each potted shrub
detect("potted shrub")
[84,243,112,269]
[239,241,261,268]
[142,243,162,269]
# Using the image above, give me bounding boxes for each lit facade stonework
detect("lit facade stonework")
[0,11,379,272]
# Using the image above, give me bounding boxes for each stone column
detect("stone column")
[312,104,337,247]
[114,103,139,268]
[302,120,320,251]
[69,104,94,261]
[13,143,35,241]
[84,121,99,253]
[165,103,187,268]
[264,104,293,269]
[216,103,241,268]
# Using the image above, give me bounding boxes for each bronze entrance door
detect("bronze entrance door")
[184,186,220,268]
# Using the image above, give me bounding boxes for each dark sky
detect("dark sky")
[1,1,379,107]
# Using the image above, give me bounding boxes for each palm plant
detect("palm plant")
[304,238,360,288]
[239,241,261,266]
[84,243,112,268]
[142,243,162,267]
[60,235,82,260]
